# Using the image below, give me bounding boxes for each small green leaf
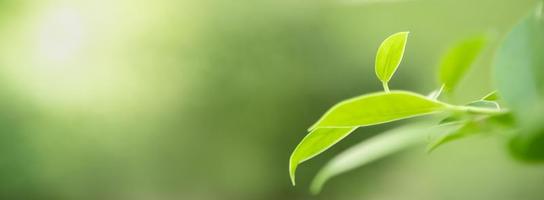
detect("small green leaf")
[375,32,409,90]
[481,91,499,101]
[427,85,445,100]
[429,113,515,153]
[289,127,356,186]
[438,35,487,92]
[427,121,477,153]
[309,91,450,130]
[310,121,459,193]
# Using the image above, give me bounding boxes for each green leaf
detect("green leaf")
[427,121,477,153]
[427,85,445,100]
[509,126,544,161]
[310,122,459,193]
[289,127,356,186]
[481,91,499,101]
[309,91,451,130]
[439,35,487,92]
[494,4,544,122]
[430,113,517,153]
[375,32,409,90]
[494,3,544,161]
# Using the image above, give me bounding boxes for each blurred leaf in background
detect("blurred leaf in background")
[494,1,544,161]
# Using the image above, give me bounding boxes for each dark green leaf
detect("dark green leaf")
[494,3,544,160]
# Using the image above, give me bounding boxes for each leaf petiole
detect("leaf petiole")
[451,105,507,115]
[382,82,390,93]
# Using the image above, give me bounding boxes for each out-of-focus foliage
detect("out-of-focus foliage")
[0,0,543,200]
[438,35,487,92]
[494,2,544,161]
[310,121,446,193]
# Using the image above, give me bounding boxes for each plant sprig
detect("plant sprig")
[289,31,509,191]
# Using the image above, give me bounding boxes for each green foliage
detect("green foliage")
[308,91,449,130]
[427,121,480,153]
[481,91,499,101]
[375,32,409,92]
[289,127,356,185]
[310,122,445,193]
[494,2,544,161]
[438,35,487,92]
[289,2,544,193]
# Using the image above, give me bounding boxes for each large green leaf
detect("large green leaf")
[309,122,461,193]
[375,32,409,90]
[439,35,487,92]
[494,3,544,160]
[494,4,544,121]
[289,127,356,185]
[291,91,450,185]
[308,91,451,130]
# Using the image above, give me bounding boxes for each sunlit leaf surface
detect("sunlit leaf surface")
[289,127,356,185]
[375,32,409,88]
[309,91,450,130]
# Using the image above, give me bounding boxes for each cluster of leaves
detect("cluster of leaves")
[289,2,544,194]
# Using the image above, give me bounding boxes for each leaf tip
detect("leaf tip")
[289,155,298,186]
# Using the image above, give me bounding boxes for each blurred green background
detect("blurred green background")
[0,0,543,199]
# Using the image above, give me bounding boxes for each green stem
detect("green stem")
[382,82,390,93]
[451,105,507,115]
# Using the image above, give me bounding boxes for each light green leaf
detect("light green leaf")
[481,91,499,101]
[310,122,460,193]
[289,127,356,186]
[427,85,445,100]
[309,91,451,130]
[375,32,409,91]
[439,35,487,92]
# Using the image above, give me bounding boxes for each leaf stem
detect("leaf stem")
[451,105,507,115]
[382,82,390,93]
